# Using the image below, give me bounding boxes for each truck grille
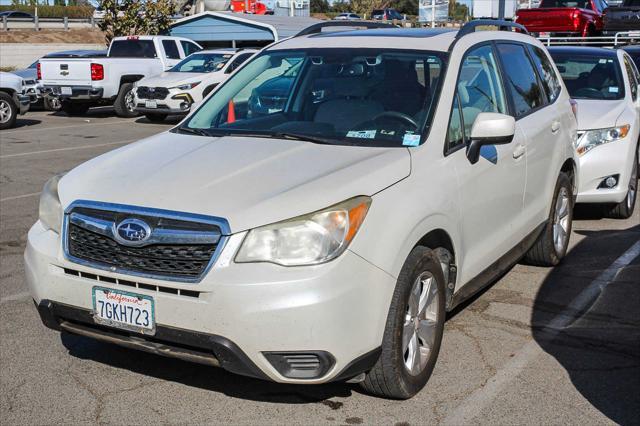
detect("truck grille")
[64,203,227,282]
[136,86,169,100]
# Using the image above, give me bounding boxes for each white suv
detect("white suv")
[26,21,578,399]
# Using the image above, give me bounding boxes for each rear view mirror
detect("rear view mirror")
[466,113,515,164]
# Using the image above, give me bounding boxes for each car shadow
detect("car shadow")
[531,223,640,425]
[60,332,355,404]
[134,115,184,125]
[7,118,42,130]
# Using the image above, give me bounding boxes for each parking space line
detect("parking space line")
[0,120,138,135]
[0,292,30,305]
[0,140,136,159]
[0,192,41,202]
[443,240,640,425]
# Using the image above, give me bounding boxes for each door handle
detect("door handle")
[551,121,561,133]
[513,144,526,160]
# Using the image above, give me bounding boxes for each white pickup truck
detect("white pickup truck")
[39,35,202,117]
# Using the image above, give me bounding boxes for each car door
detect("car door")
[497,42,568,231]
[447,43,527,284]
[161,40,183,69]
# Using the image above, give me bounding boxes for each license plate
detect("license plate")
[145,100,157,109]
[61,86,72,95]
[92,287,155,334]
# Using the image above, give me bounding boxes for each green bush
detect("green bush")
[0,5,94,19]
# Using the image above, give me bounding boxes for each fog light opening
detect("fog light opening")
[598,174,619,189]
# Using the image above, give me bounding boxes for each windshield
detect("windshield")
[170,53,232,73]
[184,48,445,147]
[550,53,624,100]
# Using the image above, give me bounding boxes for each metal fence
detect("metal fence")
[537,31,640,47]
[1,16,102,31]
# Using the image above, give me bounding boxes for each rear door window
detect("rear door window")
[496,43,546,118]
[528,46,562,103]
[181,41,202,56]
[162,40,181,60]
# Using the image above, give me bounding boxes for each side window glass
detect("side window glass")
[529,46,562,103]
[457,44,507,140]
[181,41,201,56]
[623,56,638,102]
[496,43,546,117]
[447,94,464,151]
[162,40,181,60]
[226,53,252,74]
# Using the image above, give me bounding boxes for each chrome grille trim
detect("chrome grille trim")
[63,200,230,283]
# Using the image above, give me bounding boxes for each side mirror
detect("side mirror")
[466,113,516,164]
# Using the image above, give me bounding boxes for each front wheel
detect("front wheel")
[113,83,139,118]
[360,246,446,399]
[608,150,638,219]
[0,92,17,130]
[523,172,573,266]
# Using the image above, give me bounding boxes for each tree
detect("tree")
[98,0,176,46]
[311,0,330,13]
[349,0,387,16]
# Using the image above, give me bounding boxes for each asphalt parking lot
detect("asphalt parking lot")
[1,110,639,425]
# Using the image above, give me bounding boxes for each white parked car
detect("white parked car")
[333,13,362,20]
[550,47,640,218]
[39,36,202,117]
[27,21,578,399]
[133,49,257,122]
[0,71,30,129]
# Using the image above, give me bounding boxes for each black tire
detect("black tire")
[44,96,62,112]
[61,101,90,116]
[523,173,573,266]
[113,82,139,118]
[608,149,638,219]
[360,246,446,399]
[144,113,168,123]
[0,92,18,130]
[202,84,218,98]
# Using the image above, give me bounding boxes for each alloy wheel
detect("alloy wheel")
[0,100,10,124]
[403,271,439,376]
[125,89,136,113]
[553,186,570,254]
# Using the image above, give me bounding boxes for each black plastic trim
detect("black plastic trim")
[263,351,336,380]
[295,21,395,37]
[35,300,269,381]
[332,347,382,382]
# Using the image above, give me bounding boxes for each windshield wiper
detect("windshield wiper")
[174,126,215,137]
[269,131,340,145]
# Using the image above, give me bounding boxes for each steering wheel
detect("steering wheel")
[372,111,418,129]
[574,87,605,99]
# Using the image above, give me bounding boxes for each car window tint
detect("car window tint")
[623,55,638,101]
[109,40,156,58]
[529,46,562,103]
[497,43,545,117]
[226,53,253,74]
[447,95,464,151]
[162,40,181,59]
[550,52,625,100]
[457,44,507,139]
[181,41,201,56]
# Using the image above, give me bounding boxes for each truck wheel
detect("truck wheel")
[523,173,573,266]
[114,83,139,118]
[61,101,89,116]
[0,92,17,130]
[608,150,638,219]
[144,113,167,123]
[44,96,62,112]
[360,246,446,399]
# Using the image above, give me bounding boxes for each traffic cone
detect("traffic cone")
[227,99,236,123]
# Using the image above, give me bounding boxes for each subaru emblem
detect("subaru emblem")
[114,218,151,246]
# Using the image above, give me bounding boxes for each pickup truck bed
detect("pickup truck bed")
[604,0,640,33]
[515,0,605,36]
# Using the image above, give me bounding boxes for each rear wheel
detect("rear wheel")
[113,83,138,118]
[608,150,638,219]
[61,101,89,116]
[524,173,573,266]
[360,246,446,399]
[44,96,62,111]
[144,113,167,123]
[0,92,17,130]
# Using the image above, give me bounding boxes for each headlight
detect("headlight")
[235,196,371,266]
[171,82,200,91]
[39,174,64,234]
[577,125,630,156]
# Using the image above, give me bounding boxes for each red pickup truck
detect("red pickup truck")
[515,0,607,37]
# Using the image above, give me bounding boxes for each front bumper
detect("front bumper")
[41,85,103,100]
[133,95,192,116]
[576,135,638,204]
[25,221,394,384]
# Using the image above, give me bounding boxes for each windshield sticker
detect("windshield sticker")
[609,87,619,93]
[402,134,421,147]
[380,129,396,136]
[223,54,233,58]
[347,130,377,139]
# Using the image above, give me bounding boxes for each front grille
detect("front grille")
[65,204,225,281]
[136,86,169,100]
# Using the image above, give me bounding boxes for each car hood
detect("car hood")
[12,69,36,80]
[58,132,411,233]
[138,72,209,88]
[575,99,628,130]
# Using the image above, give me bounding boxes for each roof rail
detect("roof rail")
[295,21,396,38]
[456,19,529,39]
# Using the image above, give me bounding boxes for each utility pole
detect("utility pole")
[431,0,435,28]
[498,0,506,20]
